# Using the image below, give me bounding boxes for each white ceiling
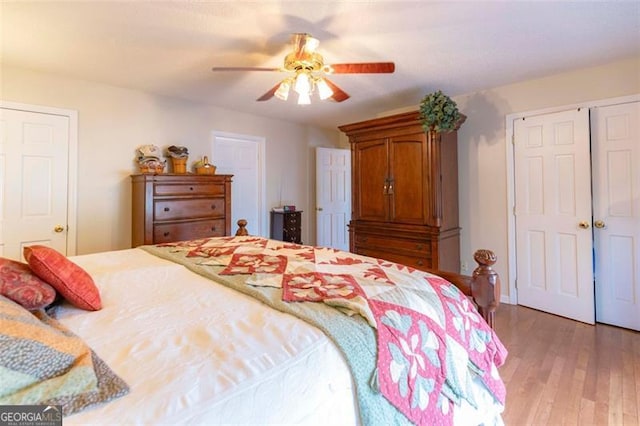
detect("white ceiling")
[2,1,639,129]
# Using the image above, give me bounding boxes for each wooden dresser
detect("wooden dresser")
[339,111,464,272]
[270,211,303,244]
[131,174,232,246]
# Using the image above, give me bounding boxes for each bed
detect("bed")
[1,222,506,425]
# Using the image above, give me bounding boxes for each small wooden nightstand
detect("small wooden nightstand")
[270,211,302,244]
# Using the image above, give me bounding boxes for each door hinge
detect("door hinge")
[514,279,518,289]
[511,133,515,145]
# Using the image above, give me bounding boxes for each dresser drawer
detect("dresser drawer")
[355,247,433,271]
[154,219,226,243]
[284,213,300,226]
[154,183,224,196]
[353,233,431,256]
[154,198,225,221]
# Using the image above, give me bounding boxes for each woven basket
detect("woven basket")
[195,156,216,175]
[139,163,165,174]
[171,157,188,174]
[195,164,216,175]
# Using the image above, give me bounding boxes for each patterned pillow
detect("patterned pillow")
[23,245,102,311]
[0,257,56,310]
[0,295,129,415]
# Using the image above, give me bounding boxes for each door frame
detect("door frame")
[211,130,267,237]
[0,100,78,255]
[505,93,640,305]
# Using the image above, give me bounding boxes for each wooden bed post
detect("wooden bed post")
[471,249,500,329]
[235,219,249,236]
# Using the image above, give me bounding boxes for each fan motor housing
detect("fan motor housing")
[284,52,324,72]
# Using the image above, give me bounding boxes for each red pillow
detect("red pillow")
[23,245,102,311]
[0,257,56,310]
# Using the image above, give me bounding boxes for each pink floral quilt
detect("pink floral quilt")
[156,236,507,425]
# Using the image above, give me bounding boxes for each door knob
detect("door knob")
[578,221,590,229]
[54,225,65,233]
[594,220,606,229]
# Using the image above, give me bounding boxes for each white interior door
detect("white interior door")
[0,107,70,260]
[592,101,640,331]
[212,131,266,237]
[315,147,350,250]
[514,108,595,324]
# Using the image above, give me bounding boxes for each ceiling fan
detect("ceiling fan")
[211,33,395,104]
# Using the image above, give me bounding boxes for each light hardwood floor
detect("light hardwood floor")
[495,304,640,425]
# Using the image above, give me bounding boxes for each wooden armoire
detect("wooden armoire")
[339,110,464,273]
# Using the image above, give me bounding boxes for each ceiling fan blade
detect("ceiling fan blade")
[256,83,281,102]
[326,62,395,74]
[212,66,281,72]
[322,78,350,102]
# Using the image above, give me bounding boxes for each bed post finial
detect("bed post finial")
[235,219,249,236]
[471,249,500,329]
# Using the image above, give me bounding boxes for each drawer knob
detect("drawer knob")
[416,244,424,250]
[417,260,424,266]
[211,205,216,210]
[361,237,368,243]
[189,187,194,191]
[164,207,170,212]
[211,226,216,231]
[163,232,170,237]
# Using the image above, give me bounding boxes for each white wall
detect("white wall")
[1,65,340,254]
[454,56,640,300]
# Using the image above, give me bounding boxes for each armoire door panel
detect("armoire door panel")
[389,136,426,224]
[353,139,388,221]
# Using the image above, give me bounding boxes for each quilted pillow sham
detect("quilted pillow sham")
[0,257,56,310]
[0,295,129,415]
[23,245,102,311]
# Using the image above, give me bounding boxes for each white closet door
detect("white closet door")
[592,101,640,331]
[0,108,70,260]
[514,108,595,324]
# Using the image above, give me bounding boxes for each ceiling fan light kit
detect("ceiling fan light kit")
[211,33,395,105]
[273,72,335,105]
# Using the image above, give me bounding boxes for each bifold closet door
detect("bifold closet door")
[514,108,595,324]
[592,101,640,331]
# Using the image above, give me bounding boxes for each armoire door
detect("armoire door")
[513,108,595,324]
[592,101,640,331]
[352,138,388,222]
[388,134,427,224]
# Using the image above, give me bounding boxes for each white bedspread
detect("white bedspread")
[56,248,359,425]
